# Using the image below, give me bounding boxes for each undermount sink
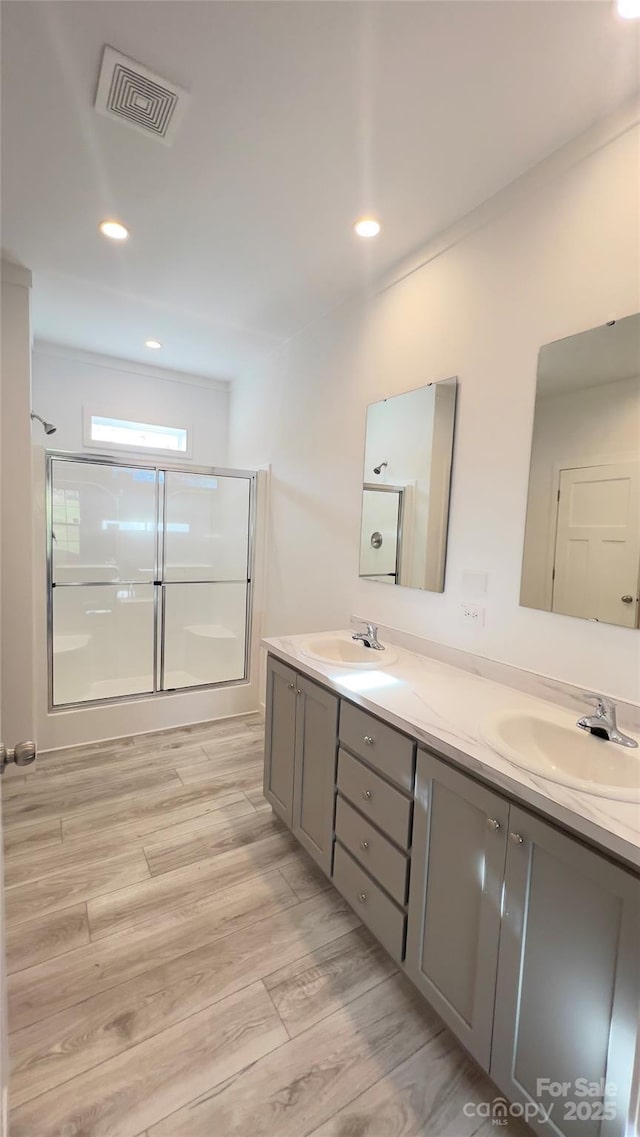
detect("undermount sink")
[482,709,640,802]
[299,633,399,670]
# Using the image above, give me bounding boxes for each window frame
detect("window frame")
[83,408,193,458]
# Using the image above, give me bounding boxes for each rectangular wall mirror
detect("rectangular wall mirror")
[359,377,457,591]
[520,313,640,628]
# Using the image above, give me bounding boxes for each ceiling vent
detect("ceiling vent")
[95,46,189,145]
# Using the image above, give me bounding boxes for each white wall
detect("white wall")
[521,375,640,611]
[1,262,35,747]
[30,343,266,750]
[32,344,229,466]
[229,114,640,702]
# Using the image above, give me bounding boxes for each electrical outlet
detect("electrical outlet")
[461,602,485,626]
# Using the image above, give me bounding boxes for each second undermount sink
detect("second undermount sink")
[300,632,399,670]
[482,709,640,802]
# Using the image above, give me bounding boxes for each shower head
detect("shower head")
[31,412,57,435]
[373,461,387,475]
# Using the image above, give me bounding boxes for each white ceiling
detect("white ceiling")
[2,1,639,381]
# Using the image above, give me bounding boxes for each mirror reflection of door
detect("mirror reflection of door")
[520,312,640,629]
[552,462,640,627]
[359,488,402,583]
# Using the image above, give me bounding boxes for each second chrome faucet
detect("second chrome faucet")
[577,694,638,748]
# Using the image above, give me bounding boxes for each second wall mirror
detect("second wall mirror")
[520,313,640,628]
[359,377,457,591]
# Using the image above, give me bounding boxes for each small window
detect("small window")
[87,415,188,455]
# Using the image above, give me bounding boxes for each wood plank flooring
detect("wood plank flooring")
[2,712,527,1137]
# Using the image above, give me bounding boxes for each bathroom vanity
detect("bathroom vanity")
[262,633,640,1137]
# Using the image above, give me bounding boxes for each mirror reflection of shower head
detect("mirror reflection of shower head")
[31,412,57,435]
[373,461,387,475]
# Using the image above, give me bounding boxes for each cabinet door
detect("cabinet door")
[263,656,297,826]
[405,749,509,1069]
[292,675,339,874]
[491,806,640,1137]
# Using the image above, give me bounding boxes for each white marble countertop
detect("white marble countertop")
[263,630,640,871]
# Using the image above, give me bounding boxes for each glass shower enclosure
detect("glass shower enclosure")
[47,454,255,709]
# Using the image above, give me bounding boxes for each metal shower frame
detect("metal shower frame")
[46,450,257,712]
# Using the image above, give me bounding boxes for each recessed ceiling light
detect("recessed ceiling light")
[145,339,162,350]
[354,217,381,238]
[99,219,129,241]
[616,0,640,16]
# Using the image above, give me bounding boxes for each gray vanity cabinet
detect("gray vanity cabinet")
[263,652,639,1137]
[291,675,339,874]
[491,805,640,1137]
[405,749,510,1069]
[264,657,338,873]
[263,657,298,826]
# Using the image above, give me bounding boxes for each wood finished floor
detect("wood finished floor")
[2,714,527,1137]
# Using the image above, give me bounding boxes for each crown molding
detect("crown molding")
[33,340,230,393]
[377,94,640,299]
[283,95,640,349]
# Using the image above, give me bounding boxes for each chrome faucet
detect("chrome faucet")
[352,622,385,651]
[577,694,638,748]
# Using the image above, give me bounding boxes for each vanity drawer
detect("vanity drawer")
[335,794,409,904]
[333,842,406,963]
[339,701,414,791]
[337,748,412,850]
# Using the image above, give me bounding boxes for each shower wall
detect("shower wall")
[32,343,229,464]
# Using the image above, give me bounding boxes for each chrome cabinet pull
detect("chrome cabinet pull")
[509,831,524,845]
[296,689,302,695]
[358,892,367,903]
[363,735,374,745]
[360,840,369,850]
[287,683,295,691]
[486,818,501,832]
[362,789,372,800]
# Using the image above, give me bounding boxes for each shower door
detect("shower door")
[359,486,403,584]
[160,471,251,690]
[48,455,254,708]
[50,459,158,706]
